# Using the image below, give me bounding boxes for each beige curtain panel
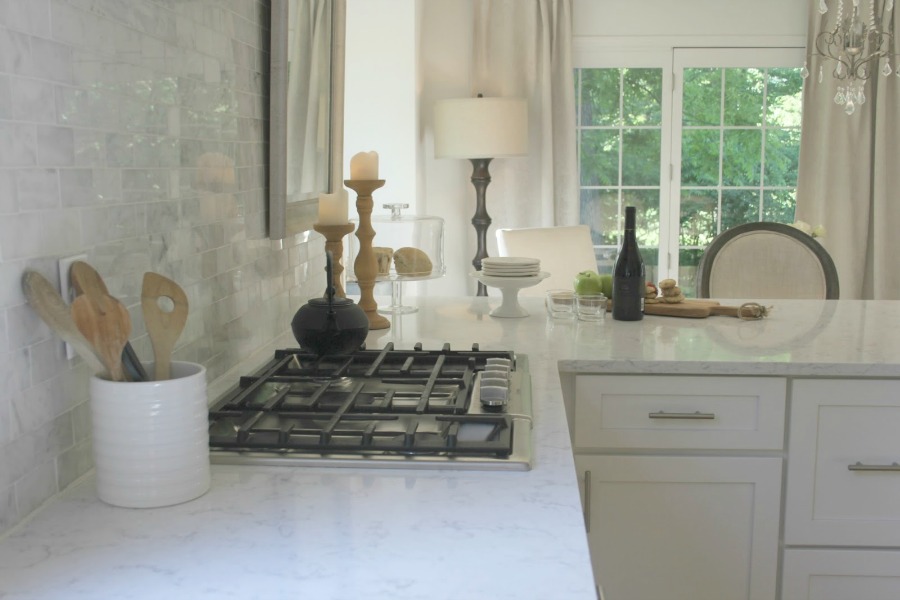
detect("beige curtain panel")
[471,0,577,230]
[795,0,900,299]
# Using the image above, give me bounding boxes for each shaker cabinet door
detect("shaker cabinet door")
[576,455,781,600]
[786,379,900,547]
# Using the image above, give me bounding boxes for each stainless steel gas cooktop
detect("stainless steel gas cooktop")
[208,343,533,471]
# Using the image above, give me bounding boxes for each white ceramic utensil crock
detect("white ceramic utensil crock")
[89,361,210,508]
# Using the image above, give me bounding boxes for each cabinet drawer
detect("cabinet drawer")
[786,379,900,547]
[572,375,785,450]
[783,549,900,599]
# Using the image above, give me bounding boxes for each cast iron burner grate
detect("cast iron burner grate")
[208,343,517,458]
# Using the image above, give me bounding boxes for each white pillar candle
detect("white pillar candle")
[317,190,349,225]
[350,151,379,179]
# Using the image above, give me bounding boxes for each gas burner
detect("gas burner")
[208,343,533,471]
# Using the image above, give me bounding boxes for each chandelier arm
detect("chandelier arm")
[815,30,847,61]
[815,31,855,78]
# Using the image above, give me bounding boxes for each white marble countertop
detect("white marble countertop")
[0,296,597,600]
[545,298,900,377]
[2,296,898,599]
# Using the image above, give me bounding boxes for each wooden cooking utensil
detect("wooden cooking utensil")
[141,272,188,381]
[21,270,108,376]
[70,260,148,382]
[70,260,109,300]
[71,293,131,382]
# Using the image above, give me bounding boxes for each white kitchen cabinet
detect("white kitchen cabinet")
[576,455,781,600]
[786,379,900,547]
[783,549,900,600]
[563,375,785,600]
[781,379,900,599]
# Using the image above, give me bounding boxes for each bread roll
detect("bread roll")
[393,247,432,276]
[372,247,393,276]
[662,285,683,298]
[658,278,676,290]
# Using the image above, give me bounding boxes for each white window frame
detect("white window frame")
[574,48,673,279]
[574,40,805,281]
[669,47,806,279]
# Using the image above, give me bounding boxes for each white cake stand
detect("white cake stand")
[470,271,550,318]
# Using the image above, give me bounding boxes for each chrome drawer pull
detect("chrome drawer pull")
[648,410,715,420]
[848,461,900,472]
[583,469,591,533]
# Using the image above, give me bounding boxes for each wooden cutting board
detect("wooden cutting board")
[644,299,721,318]
[645,299,762,318]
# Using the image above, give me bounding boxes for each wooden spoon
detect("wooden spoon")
[71,293,131,382]
[21,270,108,376]
[141,272,188,381]
[70,260,148,381]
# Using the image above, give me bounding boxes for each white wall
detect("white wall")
[344,0,418,210]
[572,0,806,39]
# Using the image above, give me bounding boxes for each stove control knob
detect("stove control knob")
[481,378,509,390]
[483,368,509,380]
[479,384,508,408]
[486,358,513,371]
[479,371,510,409]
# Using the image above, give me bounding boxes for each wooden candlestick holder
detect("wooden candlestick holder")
[313,222,355,298]
[344,179,391,330]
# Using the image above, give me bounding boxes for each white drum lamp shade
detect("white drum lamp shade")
[433,97,528,159]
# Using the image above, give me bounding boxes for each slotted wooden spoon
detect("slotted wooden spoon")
[70,260,148,381]
[71,293,131,382]
[21,270,108,376]
[141,272,188,381]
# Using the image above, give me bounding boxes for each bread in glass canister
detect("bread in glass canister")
[372,247,393,276]
[393,247,432,276]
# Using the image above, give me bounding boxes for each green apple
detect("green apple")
[599,274,613,297]
[574,271,612,297]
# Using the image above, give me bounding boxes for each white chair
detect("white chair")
[696,222,840,299]
[495,225,598,296]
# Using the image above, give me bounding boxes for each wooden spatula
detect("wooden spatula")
[70,260,148,382]
[141,272,188,381]
[21,270,108,376]
[71,293,131,382]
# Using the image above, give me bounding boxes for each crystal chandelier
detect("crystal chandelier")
[802,0,898,115]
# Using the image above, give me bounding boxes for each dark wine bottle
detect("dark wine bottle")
[612,206,645,321]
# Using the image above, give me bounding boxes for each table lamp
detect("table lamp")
[434,95,528,296]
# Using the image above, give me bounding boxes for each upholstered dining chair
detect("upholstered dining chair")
[495,225,598,296]
[696,222,840,299]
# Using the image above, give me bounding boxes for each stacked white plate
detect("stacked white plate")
[481,257,541,278]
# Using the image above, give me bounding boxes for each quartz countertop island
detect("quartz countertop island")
[2,296,898,599]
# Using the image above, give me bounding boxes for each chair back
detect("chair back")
[696,222,839,299]
[495,225,598,296]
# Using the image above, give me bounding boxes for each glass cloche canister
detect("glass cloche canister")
[347,203,445,314]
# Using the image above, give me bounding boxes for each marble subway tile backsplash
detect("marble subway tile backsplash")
[0,0,325,534]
